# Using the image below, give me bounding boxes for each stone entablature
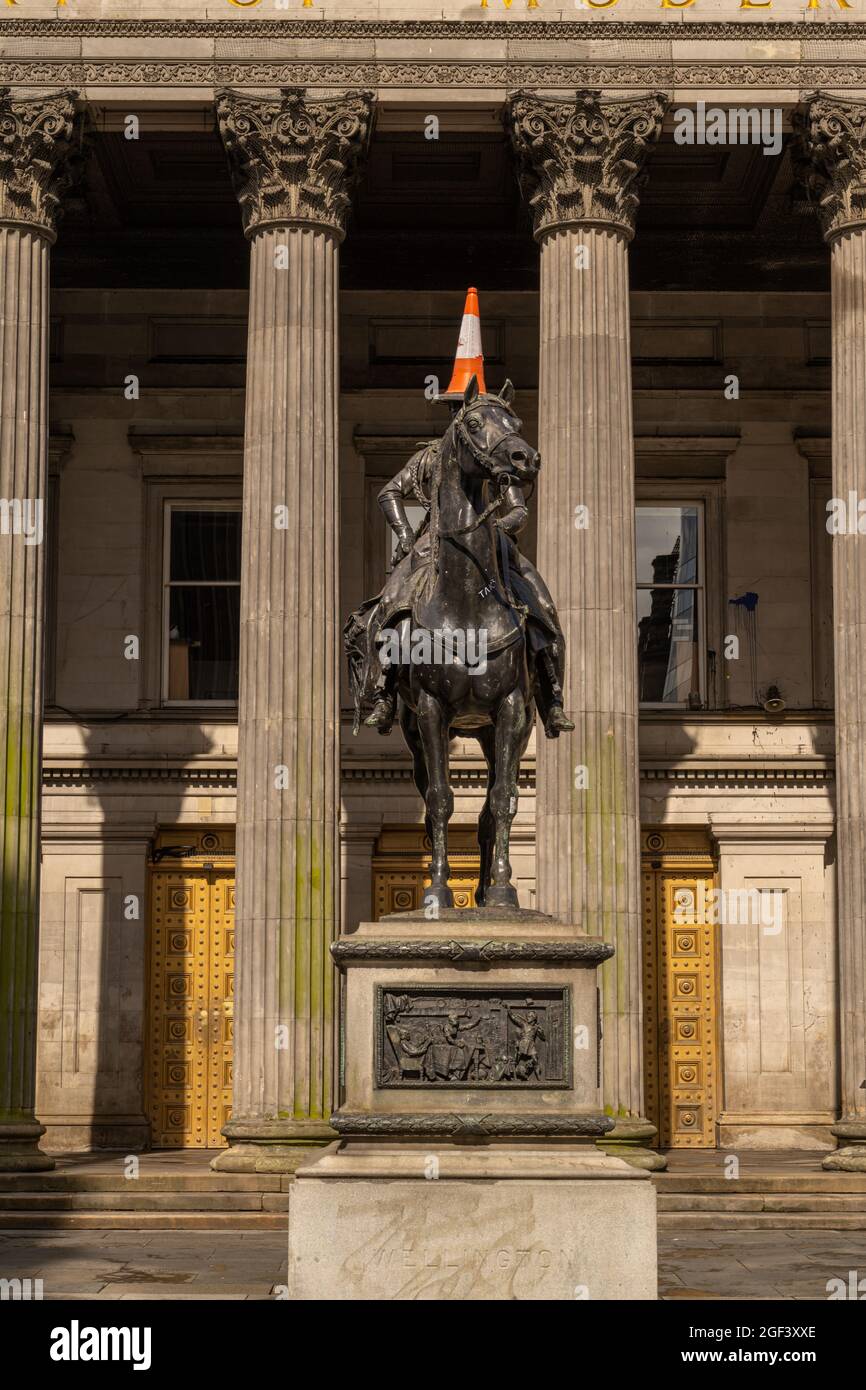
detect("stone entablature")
[2,7,866,26]
[0,18,866,92]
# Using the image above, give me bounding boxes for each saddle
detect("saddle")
[408,526,527,656]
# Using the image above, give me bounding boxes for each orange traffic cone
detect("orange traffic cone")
[440,287,487,399]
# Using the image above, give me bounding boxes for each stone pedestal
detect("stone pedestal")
[508,91,666,1170]
[0,91,77,1172]
[213,89,372,1172]
[798,96,866,1171]
[288,911,657,1299]
[289,1142,656,1301]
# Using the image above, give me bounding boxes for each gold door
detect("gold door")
[147,832,235,1148]
[372,826,481,918]
[642,829,719,1148]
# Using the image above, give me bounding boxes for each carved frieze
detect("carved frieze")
[0,61,864,93]
[216,86,373,239]
[0,88,78,239]
[795,94,866,242]
[330,1111,613,1138]
[332,938,613,965]
[507,89,666,241]
[376,986,570,1089]
[0,18,860,39]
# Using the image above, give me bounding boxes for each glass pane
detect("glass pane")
[170,509,241,583]
[168,586,239,701]
[637,587,700,705]
[387,503,427,567]
[635,506,699,585]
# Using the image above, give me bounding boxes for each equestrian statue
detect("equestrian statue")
[344,289,573,912]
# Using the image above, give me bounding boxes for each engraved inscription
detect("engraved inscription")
[376,986,570,1090]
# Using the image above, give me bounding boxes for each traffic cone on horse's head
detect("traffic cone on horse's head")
[439,287,487,400]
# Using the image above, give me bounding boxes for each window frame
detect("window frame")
[635,481,725,713]
[161,499,242,708]
[136,439,243,714]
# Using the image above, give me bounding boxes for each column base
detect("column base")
[596,1118,667,1171]
[823,1121,866,1171]
[210,1118,336,1173]
[0,1121,55,1172]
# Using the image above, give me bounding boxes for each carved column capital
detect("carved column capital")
[795,94,866,243]
[216,86,374,241]
[507,89,666,243]
[0,88,78,241]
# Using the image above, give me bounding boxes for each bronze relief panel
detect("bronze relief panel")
[376,985,571,1090]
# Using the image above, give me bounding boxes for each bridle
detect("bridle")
[438,401,527,540]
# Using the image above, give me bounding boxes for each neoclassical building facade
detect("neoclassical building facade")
[1,6,865,1174]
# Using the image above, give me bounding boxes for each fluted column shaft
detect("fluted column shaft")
[215,88,371,1171]
[797,94,866,1169]
[537,224,642,1116]
[509,91,665,1164]
[0,228,51,1169]
[0,90,76,1171]
[236,224,339,1132]
[830,229,866,1133]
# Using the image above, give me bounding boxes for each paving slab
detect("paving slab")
[1,1228,865,1300]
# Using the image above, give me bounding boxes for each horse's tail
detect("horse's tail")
[342,608,368,735]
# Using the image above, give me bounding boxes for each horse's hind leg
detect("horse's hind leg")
[399,700,428,805]
[485,690,530,910]
[475,725,496,908]
[399,700,437,858]
[415,690,454,911]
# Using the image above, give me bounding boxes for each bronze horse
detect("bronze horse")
[347,376,569,911]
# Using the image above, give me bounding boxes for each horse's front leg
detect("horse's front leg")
[486,689,529,910]
[415,689,454,911]
[475,726,496,907]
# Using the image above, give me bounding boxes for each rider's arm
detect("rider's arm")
[377,456,425,556]
[496,483,529,538]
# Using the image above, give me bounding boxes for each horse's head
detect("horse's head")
[450,375,539,492]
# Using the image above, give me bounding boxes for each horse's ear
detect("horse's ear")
[499,379,515,406]
[463,375,479,408]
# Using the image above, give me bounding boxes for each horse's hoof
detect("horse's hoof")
[484,884,520,909]
[422,885,454,913]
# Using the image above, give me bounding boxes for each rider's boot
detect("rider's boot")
[364,665,398,734]
[538,647,575,739]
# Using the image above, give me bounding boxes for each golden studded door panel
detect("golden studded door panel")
[372,826,481,919]
[147,831,235,1148]
[642,829,719,1148]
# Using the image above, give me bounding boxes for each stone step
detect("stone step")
[658,1193,866,1213]
[0,1211,286,1231]
[3,1209,862,1233]
[0,1174,285,1193]
[653,1174,866,1194]
[0,1191,289,1212]
[658,1212,866,1230]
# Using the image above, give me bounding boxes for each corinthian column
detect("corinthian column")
[0,89,77,1170]
[797,95,866,1171]
[213,87,372,1172]
[509,90,665,1169]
